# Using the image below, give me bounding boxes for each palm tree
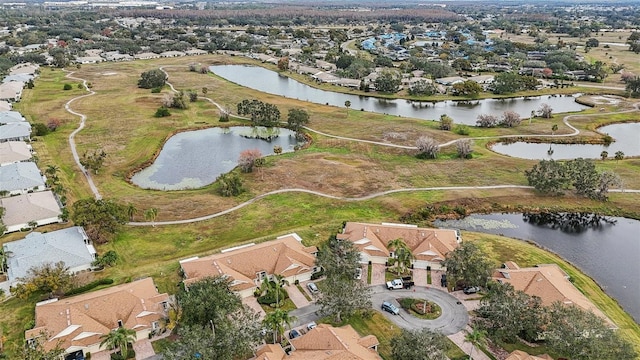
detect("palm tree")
[465,328,487,360]
[260,274,286,307]
[100,327,137,357]
[263,309,296,344]
[600,150,608,161]
[45,165,59,177]
[126,203,138,222]
[387,238,414,276]
[551,124,558,135]
[144,208,158,226]
[344,100,351,116]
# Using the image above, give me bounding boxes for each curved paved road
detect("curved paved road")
[61,67,640,226]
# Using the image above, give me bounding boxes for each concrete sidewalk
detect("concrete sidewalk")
[447,327,493,360]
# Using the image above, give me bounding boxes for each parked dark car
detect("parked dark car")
[403,281,415,289]
[440,274,447,287]
[289,329,301,339]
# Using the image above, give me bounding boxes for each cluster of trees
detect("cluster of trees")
[476,111,521,128]
[287,108,309,136]
[476,282,636,360]
[525,158,622,200]
[451,80,482,97]
[79,149,107,174]
[215,172,244,197]
[162,91,190,110]
[138,69,166,89]
[335,54,374,79]
[12,261,72,299]
[163,276,263,360]
[491,72,540,94]
[236,99,281,126]
[71,198,128,244]
[408,79,437,96]
[374,70,402,93]
[627,32,640,53]
[442,242,494,290]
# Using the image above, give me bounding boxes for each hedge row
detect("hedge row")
[65,278,114,296]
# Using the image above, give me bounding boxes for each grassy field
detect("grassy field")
[3,54,640,357]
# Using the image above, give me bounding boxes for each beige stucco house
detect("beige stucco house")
[337,222,461,270]
[25,277,169,358]
[180,233,319,298]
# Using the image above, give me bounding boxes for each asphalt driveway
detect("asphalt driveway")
[370,285,468,335]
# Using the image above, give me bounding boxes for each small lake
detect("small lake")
[492,122,640,160]
[210,65,589,125]
[131,126,298,190]
[435,213,640,323]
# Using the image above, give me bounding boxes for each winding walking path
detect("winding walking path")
[61,67,640,227]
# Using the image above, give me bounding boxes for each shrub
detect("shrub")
[151,87,162,93]
[65,278,114,296]
[32,123,50,136]
[63,83,73,90]
[454,125,470,135]
[154,107,171,118]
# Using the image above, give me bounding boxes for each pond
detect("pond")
[131,126,299,190]
[491,122,640,160]
[210,65,589,125]
[434,213,640,323]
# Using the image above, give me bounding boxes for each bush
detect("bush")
[155,107,171,118]
[110,348,135,360]
[65,278,114,296]
[454,125,470,135]
[151,87,162,93]
[32,123,50,136]
[63,83,73,90]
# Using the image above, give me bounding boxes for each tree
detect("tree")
[391,328,448,360]
[164,91,188,110]
[315,236,371,323]
[614,150,625,161]
[374,70,401,93]
[439,114,453,131]
[20,334,65,360]
[456,139,473,159]
[525,159,569,195]
[600,150,608,161]
[63,83,72,91]
[71,198,128,244]
[80,149,107,174]
[263,309,296,344]
[597,171,622,200]
[544,303,636,360]
[416,136,439,159]
[216,172,244,197]
[452,80,482,97]
[138,69,166,89]
[625,76,640,97]
[408,79,436,96]
[126,203,138,221]
[465,328,487,360]
[277,56,289,71]
[387,238,414,276]
[442,242,493,289]
[273,145,282,155]
[144,208,158,226]
[344,100,351,116]
[170,276,262,360]
[93,250,119,267]
[188,91,198,102]
[566,158,599,198]
[500,111,521,127]
[475,282,546,342]
[100,327,136,358]
[12,261,72,299]
[537,103,553,118]
[46,118,61,131]
[476,114,499,128]
[551,124,558,135]
[287,108,309,134]
[238,149,262,173]
[202,87,208,95]
[236,99,280,126]
[586,38,600,47]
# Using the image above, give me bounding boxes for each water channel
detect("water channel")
[131,126,298,190]
[210,65,589,125]
[435,213,640,323]
[491,122,640,160]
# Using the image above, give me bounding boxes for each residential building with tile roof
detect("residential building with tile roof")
[505,350,553,360]
[252,324,381,360]
[3,226,96,286]
[336,222,461,270]
[0,190,62,233]
[25,277,169,357]
[0,161,46,195]
[493,262,613,327]
[180,233,319,298]
[0,141,32,166]
[0,122,31,142]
